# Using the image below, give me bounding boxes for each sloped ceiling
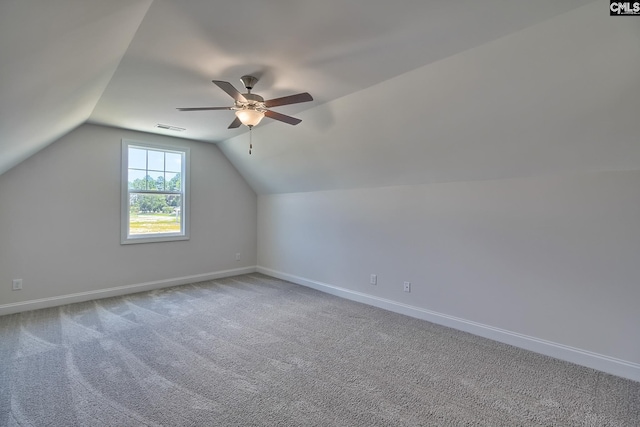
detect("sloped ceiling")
[3,0,637,195]
[220,1,640,193]
[0,0,153,176]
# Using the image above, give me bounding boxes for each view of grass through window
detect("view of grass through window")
[129,195,182,234]
[128,146,183,236]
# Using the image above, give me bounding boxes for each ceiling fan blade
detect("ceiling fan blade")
[212,80,247,103]
[176,107,231,111]
[228,117,242,129]
[265,110,302,125]
[264,92,313,108]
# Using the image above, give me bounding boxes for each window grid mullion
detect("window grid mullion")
[129,190,182,195]
[145,149,149,190]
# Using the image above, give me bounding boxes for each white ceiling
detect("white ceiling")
[2,0,638,194]
[220,1,640,193]
[88,0,593,141]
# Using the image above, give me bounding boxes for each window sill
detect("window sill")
[121,233,189,245]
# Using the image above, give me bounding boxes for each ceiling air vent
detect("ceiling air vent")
[155,124,185,132]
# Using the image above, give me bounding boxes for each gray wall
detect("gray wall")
[257,171,640,379]
[0,124,257,309]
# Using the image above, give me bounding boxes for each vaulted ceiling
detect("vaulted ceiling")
[1,0,638,193]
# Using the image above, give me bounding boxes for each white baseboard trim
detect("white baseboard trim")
[0,266,257,317]
[257,266,640,382]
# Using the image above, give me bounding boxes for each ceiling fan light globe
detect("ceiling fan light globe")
[235,109,264,127]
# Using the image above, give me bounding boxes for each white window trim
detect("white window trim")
[121,139,190,245]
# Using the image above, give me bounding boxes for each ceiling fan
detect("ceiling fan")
[177,75,313,129]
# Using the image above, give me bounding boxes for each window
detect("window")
[121,140,189,244]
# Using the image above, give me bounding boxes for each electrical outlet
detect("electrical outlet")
[370,274,377,285]
[12,279,22,291]
[403,281,411,293]
[235,253,241,261]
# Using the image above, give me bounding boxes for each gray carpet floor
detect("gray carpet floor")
[0,273,638,426]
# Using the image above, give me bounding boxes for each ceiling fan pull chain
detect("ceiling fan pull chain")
[249,126,253,154]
